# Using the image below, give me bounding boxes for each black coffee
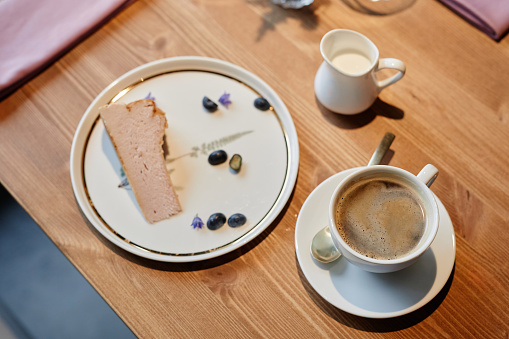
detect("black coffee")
[335,177,426,260]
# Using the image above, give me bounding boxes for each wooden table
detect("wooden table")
[1,0,508,337]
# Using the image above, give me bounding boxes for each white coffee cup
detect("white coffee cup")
[328,165,439,273]
[315,29,406,115]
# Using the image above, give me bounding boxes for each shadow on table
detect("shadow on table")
[251,0,328,41]
[317,97,404,129]
[77,187,295,272]
[296,256,455,331]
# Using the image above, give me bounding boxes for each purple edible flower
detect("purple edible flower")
[144,92,156,102]
[218,92,232,108]
[191,214,204,229]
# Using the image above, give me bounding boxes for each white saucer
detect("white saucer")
[295,168,456,318]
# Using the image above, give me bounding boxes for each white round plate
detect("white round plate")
[70,57,299,262]
[295,168,456,318]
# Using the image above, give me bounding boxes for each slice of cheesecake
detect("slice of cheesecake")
[100,99,181,223]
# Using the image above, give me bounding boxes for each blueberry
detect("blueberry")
[254,97,271,111]
[228,213,246,228]
[202,96,218,112]
[208,150,228,165]
[209,149,228,166]
[229,154,242,172]
[207,213,226,230]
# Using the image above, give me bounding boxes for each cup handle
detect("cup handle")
[417,164,439,187]
[375,58,406,91]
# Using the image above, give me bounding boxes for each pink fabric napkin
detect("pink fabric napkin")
[0,0,134,100]
[439,0,509,40]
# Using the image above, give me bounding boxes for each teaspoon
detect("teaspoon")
[310,132,395,263]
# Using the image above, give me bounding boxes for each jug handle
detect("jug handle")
[376,58,406,91]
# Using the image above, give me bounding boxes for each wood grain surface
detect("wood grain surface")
[1,0,508,337]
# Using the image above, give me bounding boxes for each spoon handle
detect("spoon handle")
[367,132,395,166]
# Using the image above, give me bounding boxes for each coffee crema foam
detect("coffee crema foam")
[335,177,426,260]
